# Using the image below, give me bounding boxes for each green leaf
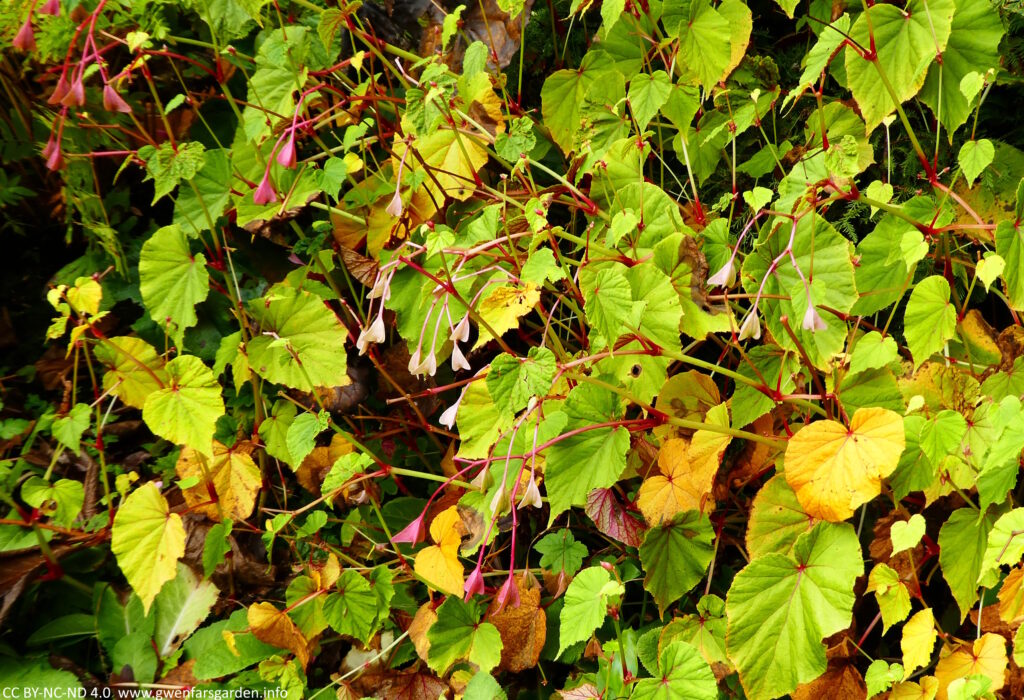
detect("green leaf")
[996,220,1024,310]
[487,347,556,417]
[581,266,646,350]
[939,507,999,620]
[976,253,1006,292]
[259,400,297,466]
[891,514,927,554]
[919,409,968,466]
[904,276,957,368]
[629,641,717,700]
[640,511,716,617]
[456,376,515,459]
[322,453,374,494]
[26,613,96,646]
[241,27,311,142]
[628,71,672,131]
[246,285,350,391]
[867,563,912,632]
[850,332,900,375]
[203,519,232,578]
[153,561,218,657]
[960,139,995,186]
[746,475,819,559]
[541,53,617,155]
[21,477,84,527]
[285,410,329,469]
[142,355,224,457]
[0,658,82,692]
[545,383,630,522]
[52,403,90,454]
[865,660,905,698]
[601,0,627,33]
[845,0,955,131]
[536,529,589,576]
[174,148,232,235]
[441,5,465,49]
[559,566,625,656]
[426,597,503,674]
[139,225,210,347]
[980,508,1024,582]
[185,609,281,679]
[664,0,732,90]
[920,0,1005,136]
[465,672,507,700]
[323,570,378,644]
[94,336,169,410]
[852,213,917,315]
[726,522,863,699]
[111,483,186,613]
[138,141,207,204]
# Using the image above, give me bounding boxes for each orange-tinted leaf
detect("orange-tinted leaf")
[485,576,546,672]
[176,440,262,520]
[933,633,1007,700]
[247,602,311,668]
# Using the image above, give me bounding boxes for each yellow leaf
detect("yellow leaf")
[67,277,102,316]
[409,602,438,662]
[176,440,262,520]
[247,602,311,668]
[783,407,905,521]
[902,608,937,677]
[110,482,186,613]
[934,633,1007,700]
[891,676,939,700]
[395,128,489,204]
[94,336,169,409]
[998,565,1024,625]
[414,506,465,595]
[472,284,541,350]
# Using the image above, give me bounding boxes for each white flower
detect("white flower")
[450,314,471,343]
[738,311,761,341]
[471,467,491,491]
[490,484,509,514]
[439,401,459,429]
[407,347,422,374]
[451,343,471,371]
[385,189,403,218]
[355,315,385,354]
[368,272,391,301]
[707,260,736,287]
[518,477,543,509]
[802,304,827,332]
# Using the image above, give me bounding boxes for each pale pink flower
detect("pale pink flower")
[707,260,736,287]
[494,574,520,613]
[439,402,459,430]
[102,84,131,113]
[518,477,543,509]
[39,0,60,15]
[253,170,278,205]
[450,343,470,372]
[450,314,470,343]
[13,18,35,52]
[276,133,296,169]
[61,77,85,107]
[738,311,761,341]
[356,314,385,354]
[802,304,827,332]
[48,74,70,105]
[385,189,403,218]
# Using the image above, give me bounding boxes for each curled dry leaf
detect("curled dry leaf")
[485,575,546,672]
[247,601,311,668]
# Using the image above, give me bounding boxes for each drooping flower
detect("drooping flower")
[368,270,392,301]
[494,574,521,613]
[61,76,85,107]
[385,189,403,218]
[450,342,470,372]
[356,314,385,354]
[43,138,63,171]
[102,84,131,113]
[802,303,827,332]
[470,467,491,491]
[439,401,459,430]
[48,74,70,105]
[276,132,296,169]
[390,513,426,545]
[463,565,485,600]
[39,0,60,15]
[707,259,736,288]
[518,476,543,509]
[738,311,761,341]
[407,347,422,375]
[13,17,35,52]
[253,170,278,205]
[450,314,470,343]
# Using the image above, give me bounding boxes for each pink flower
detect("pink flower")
[391,514,426,545]
[802,304,827,332]
[61,77,85,107]
[13,17,35,52]
[102,84,131,113]
[253,170,278,205]
[276,133,296,169]
[463,566,485,600]
[39,0,60,15]
[42,136,62,171]
[707,260,736,288]
[385,189,403,218]
[48,74,70,105]
[738,311,761,341]
[494,575,520,613]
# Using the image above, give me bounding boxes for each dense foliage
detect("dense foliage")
[4,0,1024,697]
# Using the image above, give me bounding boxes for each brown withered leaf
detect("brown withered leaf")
[339,247,379,287]
[408,602,438,663]
[382,669,450,700]
[485,575,546,672]
[247,602,311,668]
[719,414,781,496]
[791,659,866,700]
[971,603,1017,640]
[159,659,197,688]
[996,326,1024,369]
[296,433,355,494]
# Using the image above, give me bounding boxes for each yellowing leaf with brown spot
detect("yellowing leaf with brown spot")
[395,128,488,204]
[998,566,1024,625]
[176,440,262,520]
[409,602,438,662]
[784,407,905,521]
[414,506,465,595]
[891,676,939,700]
[472,283,541,350]
[902,608,937,677]
[247,602,311,668]
[934,633,1007,700]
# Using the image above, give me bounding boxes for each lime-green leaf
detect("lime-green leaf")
[464,672,507,700]
[323,570,378,644]
[630,641,718,700]
[559,566,625,656]
[891,514,927,554]
[996,220,1024,310]
[746,475,819,559]
[246,285,349,391]
[94,336,169,410]
[202,519,232,578]
[426,597,502,674]
[142,355,224,457]
[981,508,1024,582]
[850,332,900,375]
[139,225,210,347]
[664,0,732,90]
[865,660,905,698]
[286,410,329,469]
[21,477,84,527]
[138,141,206,204]
[51,403,91,454]
[845,0,955,131]
[487,347,556,417]
[174,148,232,235]
[960,139,995,186]
[640,511,715,617]
[154,561,218,657]
[904,276,957,368]
[939,507,999,620]
[628,71,672,131]
[111,483,186,613]
[258,400,297,466]
[581,266,646,350]
[726,522,863,699]
[536,529,588,576]
[541,53,616,155]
